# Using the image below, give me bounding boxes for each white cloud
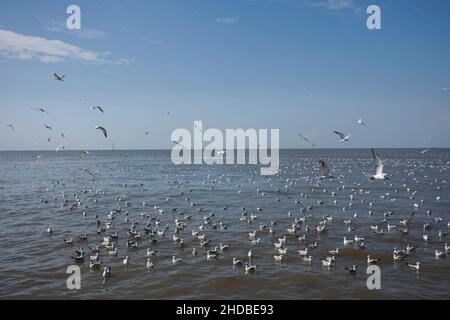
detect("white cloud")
[303,0,356,12]
[0,28,126,65]
[45,20,106,39]
[214,15,240,24]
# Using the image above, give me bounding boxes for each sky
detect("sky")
[0,0,449,150]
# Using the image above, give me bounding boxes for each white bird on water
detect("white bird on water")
[333,131,351,143]
[406,262,421,271]
[368,149,389,180]
[245,263,256,274]
[172,256,183,264]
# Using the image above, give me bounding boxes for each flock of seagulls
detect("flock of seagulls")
[2,73,162,152]
[36,143,449,288]
[1,73,449,293]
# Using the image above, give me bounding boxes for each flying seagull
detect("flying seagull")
[368,148,389,180]
[357,117,367,127]
[44,125,53,131]
[80,168,96,178]
[334,131,351,143]
[95,126,108,138]
[54,73,65,81]
[145,131,151,135]
[91,106,105,113]
[443,88,450,92]
[5,124,15,131]
[315,160,334,187]
[297,133,310,143]
[31,107,48,114]
[421,149,430,154]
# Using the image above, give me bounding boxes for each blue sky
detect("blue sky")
[0,0,449,150]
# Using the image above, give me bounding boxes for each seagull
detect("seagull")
[245,263,257,274]
[80,168,95,178]
[56,145,65,152]
[60,133,66,138]
[273,255,284,262]
[357,117,367,127]
[54,73,65,81]
[47,225,54,234]
[145,131,151,135]
[435,250,446,258]
[5,124,15,131]
[89,260,102,269]
[328,248,339,256]
[321,258,333,267]
[442,88,450,92]
[102,266,111,279]
[147,248,158,257]
[31,107,48,114]
[333,131,351,143]
[315,160,334,187]
[343,237,354,245]
[367,255,382,265]
[301,256,313,263]
[406,262,421,271]
[368,149,389,180]
[146,259,154,269]
[297,133,311,143]
[91,106,105,113]
[95,126,108,138]
[421,149,430,154]
[345,265,358,274]
[44,125,53,131]
[172,256,183,264]
[122,256,129,265]
[233,258,243,266]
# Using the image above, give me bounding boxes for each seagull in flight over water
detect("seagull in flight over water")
[54,73,65,81]
[357,117,367,127]
[297,133,310,143]
[368,148,389,180]
[31,107,48,114]
[315,160,334,187]
[91,106,105,113]
[334,131,351,143]
[95,126,108,138]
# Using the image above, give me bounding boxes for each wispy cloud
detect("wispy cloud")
[302,0,358,12]
[0,28,127,65]
[214,15,240,24]
[44,20,106,40]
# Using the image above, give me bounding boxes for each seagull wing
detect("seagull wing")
[319,160,330,176]
[297,133,310,143]
[96,126,108,138]
[371,149,384,175]
[81,169,95,178]
[334,131,345,140]
[97,106,105,113]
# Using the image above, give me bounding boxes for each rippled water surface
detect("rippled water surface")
[0,149,449,299]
